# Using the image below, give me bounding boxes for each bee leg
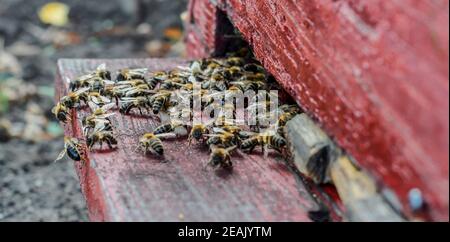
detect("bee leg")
[139,108,143,115]
[263,144,269,158]
[106,140,113,149]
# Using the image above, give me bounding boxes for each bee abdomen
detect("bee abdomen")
[151,139,164,155]
[152,98,166,114]
[241,137,259,152]
[270,135,286,148]
[66,145,81,161]
[154,124,173,135]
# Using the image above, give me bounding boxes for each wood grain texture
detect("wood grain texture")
[186,0,449,221]
[55,58,333,222]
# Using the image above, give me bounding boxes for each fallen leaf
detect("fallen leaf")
[164,27,183,41]
[38,2,70,27]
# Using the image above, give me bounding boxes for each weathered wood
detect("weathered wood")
[330,156,404,221]
[185,0,449,221]
[55,58,339,222]
[284,114,340,184]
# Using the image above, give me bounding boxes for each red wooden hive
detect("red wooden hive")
[185,0,449,221]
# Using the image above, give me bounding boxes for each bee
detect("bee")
[86,130,117,150]
[59,87,91,109]
[224,66,244,79]
[206,145,237,170]
[153,120,188,137]
[116,68,147,82]
[188,122,214,145]
[138,133,175,156]
[148,71,168,89]
[55,137,83,162]
[121,84,155,97]
[151,90,172,114]
[223,57,245,67]
[243,63,265,74]
[88,92,112,107]
[205,129,238,148]
[119,96,152,115]
[93,63,112,80]
[239,72,266,82]
[229,81,265,92]
[69,64,111,91]
[279,104,301,114]
[52,102,71,123]
[101,85,124,105]
[82,103,115,135]
[276,111,297,127]
[162,77,187,89]
[241,130,286,156]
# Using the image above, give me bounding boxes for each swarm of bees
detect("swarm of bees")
[53,52,302,171]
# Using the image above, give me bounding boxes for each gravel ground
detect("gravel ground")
[0,0,187,221]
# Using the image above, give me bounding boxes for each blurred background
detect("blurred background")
[0,0,187,221]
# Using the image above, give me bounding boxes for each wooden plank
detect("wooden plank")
[55,58,335,222]
[185,0,449,221]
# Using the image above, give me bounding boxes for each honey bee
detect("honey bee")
[276,111,297,127]
[223,66,244,79]
[229,80,265,92]
[187,121,214,145]
[153,120,188,137]
[243,63,265,74]
[59,87,91,109]
[52,102,71,123]
[119,96,152,115]
[279,104,301,114]
[206,145,237,170]
[223,57,245,67]
[148,71,168,89]
[82,103,115,135]
[101,85,124,105]
[88,92,112,107]
[239,72,266,82]
[116,68,147,82]
[138,132,175,156]
[55,137,83,162]
[241,130,286,156]
[69,64,111,91]
[150,90,172,114]
[122,84,155,97]
[86,130,117,150]
[205,129,238,148]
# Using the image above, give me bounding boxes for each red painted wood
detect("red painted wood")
[55,58,337,221]
[186,0,449,221]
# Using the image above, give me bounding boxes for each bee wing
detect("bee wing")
[96,63,107,71]
[73,87,90,95]
[119,97,139,103]
[96,95,111,104]
[155,133,177,139]
[173,126,188,136]
[104,80,115,85]
[130,68,148,75]
[88,101,100,112]
[204,134,221,137]
[177,66,191,71]
[78,73,95,82]
[100,102,115,112]
[54,148,67,162]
